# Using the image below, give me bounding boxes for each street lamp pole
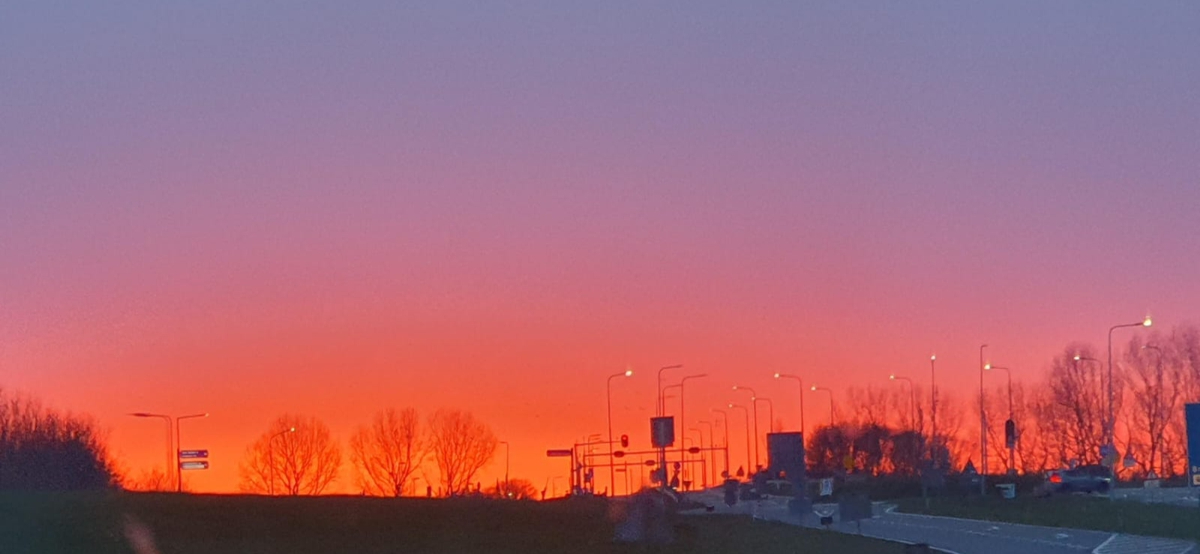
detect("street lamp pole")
[607,369,632,495]
[1107,317,1152,458]
[711,409,731,480]
[698,420,715,485]
[679,374,708,479]
[980,343,988,495]
[689,428,706,489]
[930,355,938,465]
[811,386,834,427]
[732,386,759,472]
[773,373,805,438]
[889,375,916,430]
[175,413,208,492]
[657,364,683,417]
[728,404,752,479]
[985,364,1012,473]
[268,427,295,496]
[499,441,510,495]
[128,413,174,487]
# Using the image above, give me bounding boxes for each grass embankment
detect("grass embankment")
[894,495,1200,542]
[1,491,903,554]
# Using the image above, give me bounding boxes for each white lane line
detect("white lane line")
[1093,533,1195,554]
[1093,534,1118,553]
[856,530,965,554]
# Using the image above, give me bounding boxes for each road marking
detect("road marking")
[856,530,965,554]
[1092,534,1195,554]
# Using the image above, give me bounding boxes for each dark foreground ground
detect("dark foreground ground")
[1,492,904,554]
[895,494,1200,542]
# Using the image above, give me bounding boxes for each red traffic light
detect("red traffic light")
[688,446,701,454]
[620,434,629,448]
[613,450,625,458]
[644,460,656,467]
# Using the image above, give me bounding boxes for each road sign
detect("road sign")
[1186,404,1200,487]
[179,450,208,459]
[180,461,209,470]
[546,449,572,457]
[963,460,977,475]
[651,416,675,448]
[843,454,854,472]
[819,477,833,497]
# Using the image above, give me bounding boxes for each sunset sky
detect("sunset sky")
[2,2,1198,493]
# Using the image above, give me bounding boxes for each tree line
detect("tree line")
[806,323,1200,479]
[237,407,499,496]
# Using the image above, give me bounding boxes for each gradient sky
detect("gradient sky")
[2,2,1198,493]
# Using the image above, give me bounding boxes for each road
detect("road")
[686,492,1194,554]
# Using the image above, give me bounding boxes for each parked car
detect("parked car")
[1038,465,1113,496]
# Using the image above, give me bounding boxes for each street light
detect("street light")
[888,375,916,430]
[979,343,988,495]
[810,386,834,427]
[689,427,707,489]
[728,403,752,478]
[732,385,759,471]
[657,364,683,416]
[697,420,715,485]
[606,368,633,496]
[984,363,1013,474]
[175,413,208,492]
[1107,317,1152,456]
[773,373,805,438]
[128,413,174,487]
[930,354,938,464]
[268,426,296,496]
[710,409,731,480]
[499,440,510,496]
[752,396,774,434]
[678,374,708,470]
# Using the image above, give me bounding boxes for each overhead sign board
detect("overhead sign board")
[546,449,572,458]
[179,450,208,459]
[180,461,209,470]
[651,416,675,448]
[1186,404,1200,487]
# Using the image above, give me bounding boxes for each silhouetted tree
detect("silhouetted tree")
[238,414,342,495]
[486,478,537,500]
[349,407,426,496]
[0,390,119,491]
[427,409,496,496]
[806,425,852,476]
[125,467,173,492]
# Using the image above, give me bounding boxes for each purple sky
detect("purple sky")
[1,2,1198,490]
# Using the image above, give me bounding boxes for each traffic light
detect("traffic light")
[1005,419,1016,448]
[620,434,629,448]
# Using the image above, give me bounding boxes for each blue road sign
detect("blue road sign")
[179,450,208,459]
[1186,404,1200,487]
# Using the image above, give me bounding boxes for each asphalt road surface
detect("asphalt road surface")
[687,492,1194,554]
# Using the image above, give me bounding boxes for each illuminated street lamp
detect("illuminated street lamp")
[606,368,633,495]
[888,375,916,430]
[268,426,296,496]
[1107,317,1151,453]
[657,364,683,417]
[984,363,1013,473]
[773,373,805,437]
